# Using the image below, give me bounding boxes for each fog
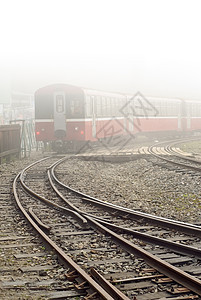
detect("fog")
[1,0,201,100]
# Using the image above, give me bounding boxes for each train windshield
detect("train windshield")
[68,99,84,118]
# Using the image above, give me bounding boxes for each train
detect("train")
[34,84,201,152]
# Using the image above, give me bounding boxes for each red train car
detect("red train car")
[35,84,201,151]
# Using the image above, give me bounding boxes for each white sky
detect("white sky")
[1,0,201,99]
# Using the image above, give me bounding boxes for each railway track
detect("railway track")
[11,153,201,299]
[0,158,91,299]
[13,157,128,300]
[146,139,201,174]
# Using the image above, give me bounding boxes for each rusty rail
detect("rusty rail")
[20,162,201,297]
[13,169,129,299]
[17,156,201,297]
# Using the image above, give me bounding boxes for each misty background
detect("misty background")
[1,0,201,103]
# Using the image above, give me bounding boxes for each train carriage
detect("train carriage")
[34,84,201,151]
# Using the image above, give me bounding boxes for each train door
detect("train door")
[54,92,66,138]
[91,96,96,138]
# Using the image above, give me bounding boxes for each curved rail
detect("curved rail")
[14,170,129,299]
[50,157,201,237]
[166,140,201,164]
[45,166,201,258]
[48,159,201,295]
[17,156,201,296]
[19,157,87,227]
[148,139,201,172]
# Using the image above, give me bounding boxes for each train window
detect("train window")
[186,103,191,116]
[198,103,201,116]
[161,101,166,116]
[113,98,116,115]
[86,96,91,117]
[114,98,118,115]
[199,104,201,117]
[97,96,102,117]
[109,97,113,116]
[114,98,118,116]
[172,102,178,116]
[167,104,171,116]
[93,96,97,115]
[102,96,106,116]
[104,97,107,116]
[116,98,119,116]
[192,103,197,116]
[116,98,120,115]
[198,104,201,116]
[117,97,121,116]
[35,94,53,119]
[104,96,109,116]
[152,99,159,114]
[192,102,201,117]
[70,99,82,117]
[107,97,111,116]
[122,97,128,117]
[192,104,195,116]
[111,98,115,116]
[120,97,125,116]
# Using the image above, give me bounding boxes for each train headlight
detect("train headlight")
[75,127,78,131]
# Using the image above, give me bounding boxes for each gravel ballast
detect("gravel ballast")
[56,143,201,224]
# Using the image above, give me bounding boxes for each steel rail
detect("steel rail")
[90,268,130,300]
[47,165,201,295]
[16,156,201,296]
[80,196,201,236]
[19,159,87,227]
[50,161,201,237]
[19,156,201,258]
[148,140,201,172]
[47,167,201,259]
[52,155,201,230]
[91,217,201,259]
[166,141,201,164]
[13,172,127,300]
[84,215,201,296]
[148,145,201,171]
[28,207,51,231]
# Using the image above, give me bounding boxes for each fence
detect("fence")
[10,119,37,158]
[0,125,21,163]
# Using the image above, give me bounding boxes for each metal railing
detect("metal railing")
[10,119,37,158]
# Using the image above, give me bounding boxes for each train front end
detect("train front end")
[34,84,87,152]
